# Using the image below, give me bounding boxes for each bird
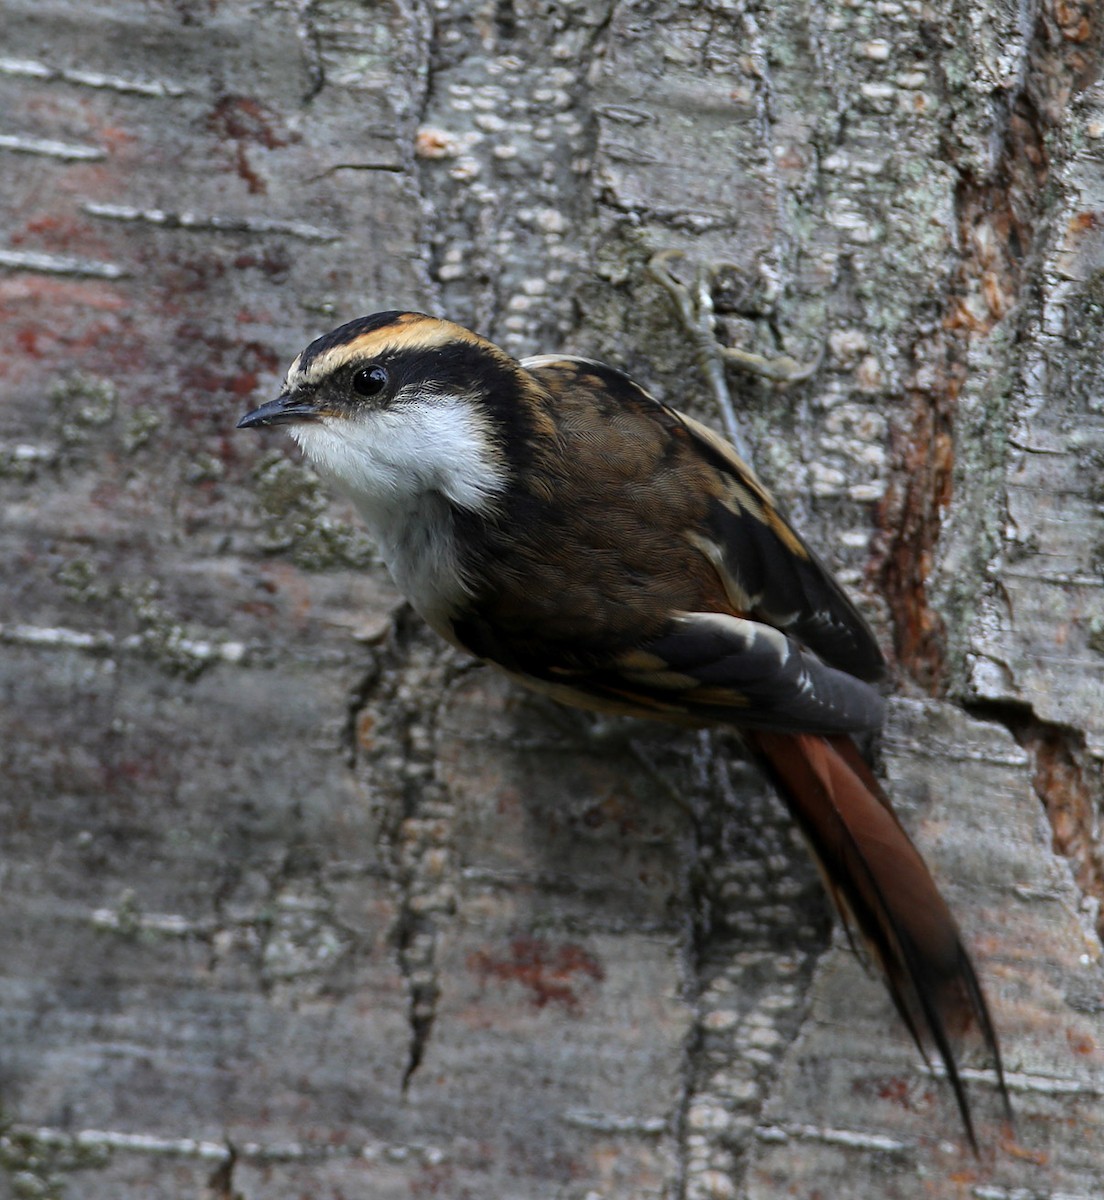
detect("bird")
[237,309,1009,1146]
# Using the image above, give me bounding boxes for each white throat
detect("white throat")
[287,394,505,628]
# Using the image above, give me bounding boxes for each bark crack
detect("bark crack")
[292,0,325,102]
[203,1142,241,1200]
[971,699,1104,938]
[345,607,462,1091]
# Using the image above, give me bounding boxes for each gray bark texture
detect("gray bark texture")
[2,0,1103,1196]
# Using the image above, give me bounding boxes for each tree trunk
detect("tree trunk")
[2,1,1103,1196]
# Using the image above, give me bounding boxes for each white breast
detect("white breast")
[287,393,506,628]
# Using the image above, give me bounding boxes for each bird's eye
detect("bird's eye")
[351,365,388,398]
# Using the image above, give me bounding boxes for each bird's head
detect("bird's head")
[237,311,522,515]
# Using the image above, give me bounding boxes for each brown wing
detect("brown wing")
[520,356,886,681]
[446,356,884,733]
[673,408,886,682]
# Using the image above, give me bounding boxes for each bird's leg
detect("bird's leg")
[647,249,745,450]
[647,249,820,459]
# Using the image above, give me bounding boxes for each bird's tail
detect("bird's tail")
[749,729,1009,1148]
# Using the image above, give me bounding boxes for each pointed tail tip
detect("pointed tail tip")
[749,728,1011,1148]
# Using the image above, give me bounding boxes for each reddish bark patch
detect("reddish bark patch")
[174,324,281,419]
[12,213,102,254]
[874,1076,914,1108]
[874,2,1104,686]
[989,703,1104,939]
[1067,1029,1096,1056]
[876,382,957,692]
[1023,725,1104,940]
[874,29,1064,688]
[468,936,605,1013]
[207,95,296,194]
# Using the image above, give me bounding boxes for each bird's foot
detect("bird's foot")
[647,249,820,456]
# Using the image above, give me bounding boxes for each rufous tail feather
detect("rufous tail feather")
[750,730,1010,1149]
